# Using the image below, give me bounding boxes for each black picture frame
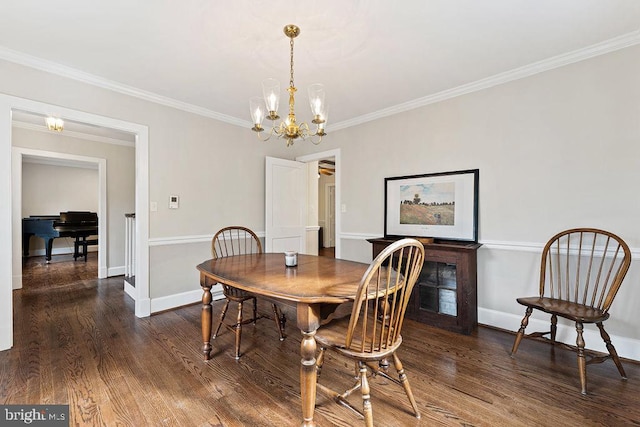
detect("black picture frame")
[384,169,479,242]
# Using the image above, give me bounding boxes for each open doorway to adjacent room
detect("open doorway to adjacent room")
[17,148,103,291]
[0,94,151,352]
[317,158,335,258]
[11,110,137,290]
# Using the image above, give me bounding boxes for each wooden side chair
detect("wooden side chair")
[314,238,425,427]
[211,226,285,359]
[511,228,632,394]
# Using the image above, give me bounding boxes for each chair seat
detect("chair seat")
[222,285,255,302]
[315,316,402,360]
[516,296,610,323]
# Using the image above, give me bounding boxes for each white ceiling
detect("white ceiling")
[1,1,639,134]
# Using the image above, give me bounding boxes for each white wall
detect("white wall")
[296,44,640,359]
[21,161,98,255]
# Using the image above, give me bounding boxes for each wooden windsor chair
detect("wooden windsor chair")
[314,238,425,427]
[211,226,285,359]
[510,228,632,394]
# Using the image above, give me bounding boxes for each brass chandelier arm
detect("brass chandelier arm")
[308,134,323,145]
[253,127,275,142]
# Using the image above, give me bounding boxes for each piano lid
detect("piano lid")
[58,211,98,222]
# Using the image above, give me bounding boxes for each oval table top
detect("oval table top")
[197,253,369,304]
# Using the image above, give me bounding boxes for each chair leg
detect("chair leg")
[358,361,373,427]
[550,314,558,343]
[272,304,285,341]
[252,297,258,324]
[511,307,533,356]
[353,362,360,379]
[597,322,627,379]
[234,301,244,360]
[315,347,326,376]
[212,299,230,339]
[393,352,420,419]
[576,322,587,395]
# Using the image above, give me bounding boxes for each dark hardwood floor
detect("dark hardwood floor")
[2,253,639,426]
[318,246,335,258]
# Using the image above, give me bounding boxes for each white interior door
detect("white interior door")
[265,156,307,253]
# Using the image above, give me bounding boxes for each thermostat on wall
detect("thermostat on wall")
[169,195,179,209]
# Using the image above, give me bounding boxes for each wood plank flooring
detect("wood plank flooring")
[2,253,639,426]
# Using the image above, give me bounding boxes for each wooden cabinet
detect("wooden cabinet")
[368,238,481,335]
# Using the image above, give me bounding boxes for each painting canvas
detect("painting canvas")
[385,169,479,242]
[399,182,455,226]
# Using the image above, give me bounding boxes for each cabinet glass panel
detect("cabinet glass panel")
[418,261,458,316]
[438,289,457,316]
[421,261,438,285]
[419,285,438,311]
[440,263,457,289]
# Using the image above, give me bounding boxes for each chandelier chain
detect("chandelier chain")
[289,36,295,88]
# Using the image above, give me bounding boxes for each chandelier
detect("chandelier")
[250,24,327,147]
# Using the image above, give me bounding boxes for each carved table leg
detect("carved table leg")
[201,276,213,361]
[298,303,321,427]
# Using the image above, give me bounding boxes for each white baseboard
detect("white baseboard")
[12,274,21,290]
[150,288,224,314]
[478,307,640,361]
[124,281,135,299]
[108,266,125,277]
[136,298,151,318]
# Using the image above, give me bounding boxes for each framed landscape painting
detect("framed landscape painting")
[384,169,479,242]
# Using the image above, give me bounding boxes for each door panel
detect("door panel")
[265,156,307,253]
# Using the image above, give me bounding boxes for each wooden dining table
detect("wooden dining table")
[197,253,369,426]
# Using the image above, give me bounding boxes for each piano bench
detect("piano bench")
[74,238,98,262]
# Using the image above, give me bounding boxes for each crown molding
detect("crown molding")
[329,30,640,132]
[0,46,251,128]
[21,154,98,169]
[12,120,135,147]
[2,30,638,133]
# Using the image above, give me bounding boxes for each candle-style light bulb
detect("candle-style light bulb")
[250,97,266,131]
[262,78,280,119]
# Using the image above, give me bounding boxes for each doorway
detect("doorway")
[13,147,107,286]
[296,149,341,259]
[324,183,336,248]
[0,94,151,351]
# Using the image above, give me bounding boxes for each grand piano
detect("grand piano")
[22,211,98,262]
